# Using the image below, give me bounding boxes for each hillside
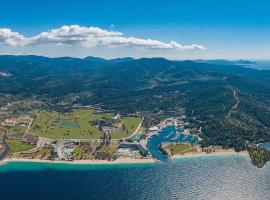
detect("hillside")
[1,55,270,151]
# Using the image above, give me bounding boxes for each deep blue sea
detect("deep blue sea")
[1,155,270,200]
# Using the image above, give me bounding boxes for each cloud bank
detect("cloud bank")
[0,28,26,46]
[0,25,205,50]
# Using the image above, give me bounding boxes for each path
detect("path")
[25,117,34,134]
[0,129,9,160]
[226,88,240,119]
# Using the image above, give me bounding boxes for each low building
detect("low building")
[62,147,73,160]
[202,146,215,154]
[1,119,16,127]
[118,143,148,157]
[101,126,117,133]
[1,117,31,127]
[112,113,121,124]
[149,126,159,132]
[112,113,123,131]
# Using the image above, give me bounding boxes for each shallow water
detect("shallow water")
[1,155,269,200]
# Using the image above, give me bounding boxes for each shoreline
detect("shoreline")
[0,157,156,165]
[0,151,249,166]
[171,150,249,160]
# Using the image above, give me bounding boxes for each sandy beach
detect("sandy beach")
[0,157,156,165]
[171,150,249,160]
[0,151,249,166]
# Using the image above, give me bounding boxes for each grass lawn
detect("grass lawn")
[166,143,196,155]
[7,139,35,153]
[31,108,142,140]
[8,126,27,138]
[111,116,141,139]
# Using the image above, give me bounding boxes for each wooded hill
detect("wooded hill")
[1,55,270,151]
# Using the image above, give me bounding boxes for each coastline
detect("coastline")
[0,151,249,166]
[0,157,156,165]
[171,150,249,160]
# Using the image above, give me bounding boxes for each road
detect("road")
[232,90,240,110]
[0,129,9,160]
[226,89,240,120]
[26,117,34,134]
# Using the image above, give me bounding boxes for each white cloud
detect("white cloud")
[0,25,205,50]
[0,28,25,46]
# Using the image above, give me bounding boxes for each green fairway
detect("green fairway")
[7,126,27,138]
[30,108,142,140]
[7,139,35,153]
[111,116,141,139]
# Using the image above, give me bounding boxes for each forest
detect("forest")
[1,55,270,150]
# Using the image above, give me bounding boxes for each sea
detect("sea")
[243,60,270,70]
[1,155,270,200]
[1,126,270,200]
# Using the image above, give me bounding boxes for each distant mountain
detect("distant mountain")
[193,59,256,66]
[83,56,108,62]
[244,60,270,70]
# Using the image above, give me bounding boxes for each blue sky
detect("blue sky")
[0,0,269,59]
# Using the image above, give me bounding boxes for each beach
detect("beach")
[0,157,156,165]
[0,150,249,166]
[171,150,249,160]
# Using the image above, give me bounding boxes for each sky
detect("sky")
[0,0,269,60]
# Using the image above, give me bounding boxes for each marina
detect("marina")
[147,125,199,161]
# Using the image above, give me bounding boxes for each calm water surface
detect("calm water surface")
[1,155,270,200]
[147,126,198,161]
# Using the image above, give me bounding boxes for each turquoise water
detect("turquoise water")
[1,155,270,200]
[259,142,270,151]
[147,126,199,161]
